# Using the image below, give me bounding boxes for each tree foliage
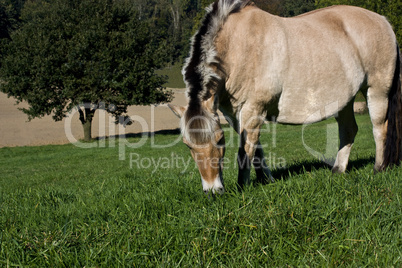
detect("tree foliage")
[0,0,26,40]
[0,0,172,140]
[281,0,315,16]
[0,0,24,65]
[4,0,397,65]
[0,0,400,138]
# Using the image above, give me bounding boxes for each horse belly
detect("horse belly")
[275,39,365,124]
[276,87,356,125]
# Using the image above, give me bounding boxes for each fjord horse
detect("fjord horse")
[169,0,402,194]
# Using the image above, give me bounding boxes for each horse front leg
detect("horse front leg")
[237,108,266,189]
[237,137,251,189]
[253,143,275,183]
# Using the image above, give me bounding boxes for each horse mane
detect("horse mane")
[181,0,251,144]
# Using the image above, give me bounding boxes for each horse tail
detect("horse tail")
[382,44,402,169]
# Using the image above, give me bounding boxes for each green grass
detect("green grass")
[354,91,366,103]
[156,63,186,88]
[0,114,401,266]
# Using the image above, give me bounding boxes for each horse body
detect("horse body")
[217,5,396,124]
[169,0,402,194]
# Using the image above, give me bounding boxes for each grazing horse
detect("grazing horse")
[169,0,402,194]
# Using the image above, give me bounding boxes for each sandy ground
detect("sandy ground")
[0,89,188,148]
[0,88,367,148]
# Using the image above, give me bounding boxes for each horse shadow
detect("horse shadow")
[258,156,375,184]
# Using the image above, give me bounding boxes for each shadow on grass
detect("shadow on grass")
[257,156,375,185]
[95,128,181,140]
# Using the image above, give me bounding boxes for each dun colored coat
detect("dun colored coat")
[169,0,402,194]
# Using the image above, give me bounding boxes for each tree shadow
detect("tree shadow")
[95,128,181,140]
[257,156,375,185]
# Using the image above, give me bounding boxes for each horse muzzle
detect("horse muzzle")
[201,174,225,195]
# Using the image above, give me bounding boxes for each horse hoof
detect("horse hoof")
[331,167,343,174]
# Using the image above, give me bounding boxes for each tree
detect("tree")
[0,0,26,39]
[0,4,11,40]
[254,0,283,15]
[0,0,173,141]
[1,0,26,65]
[281,0,315,17]
[128,0,200,63]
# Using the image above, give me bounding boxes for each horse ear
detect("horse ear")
[168,104,186,118]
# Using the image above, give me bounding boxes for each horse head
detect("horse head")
[169,95,226,195]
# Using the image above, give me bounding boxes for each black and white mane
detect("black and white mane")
[181,0,251,144]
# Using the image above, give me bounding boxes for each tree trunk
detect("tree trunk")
[170,3,181,33]
[82,118,93,142]
[79,106,95,142]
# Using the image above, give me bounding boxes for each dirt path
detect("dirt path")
[0,89,187,148]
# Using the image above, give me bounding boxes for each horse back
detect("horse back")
[217,5,398,124]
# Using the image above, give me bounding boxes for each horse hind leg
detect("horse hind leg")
[367,89,392,172]
[332,101,358,173]
[378,46,402,170]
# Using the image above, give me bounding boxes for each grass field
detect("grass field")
[1,114,401,266]
[156,63,186,88]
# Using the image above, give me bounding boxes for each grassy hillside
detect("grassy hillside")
[0,114,401,266]
[156,63,186,88]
